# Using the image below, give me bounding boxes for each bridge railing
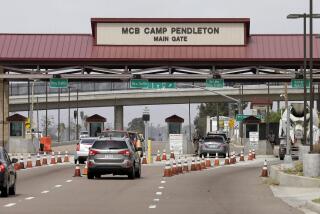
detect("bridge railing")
[9,81,282,96]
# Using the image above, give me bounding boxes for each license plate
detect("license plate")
[104,154,115,159]
[209,144,218,149]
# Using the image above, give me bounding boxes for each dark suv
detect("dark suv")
[87,138,142,179]
[0,147,17,197]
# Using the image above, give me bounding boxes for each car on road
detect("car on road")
[198,135,229,157]
[79,130,89,139]
[87,137,142,179]
[0,147,17,197]
[75,138,97,164]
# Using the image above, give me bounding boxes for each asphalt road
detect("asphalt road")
[0,161,302,214]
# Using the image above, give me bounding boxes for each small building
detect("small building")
[165,115,184,134]
[7,113,27,137]
[85,114,106,137]
[250,98,273,122]
[243,115,261,138]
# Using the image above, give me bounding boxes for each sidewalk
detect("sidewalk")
[271,186,320,214]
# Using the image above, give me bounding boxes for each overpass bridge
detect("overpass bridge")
[10,85,310,111]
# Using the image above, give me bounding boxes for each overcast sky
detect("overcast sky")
[3,0,319,127]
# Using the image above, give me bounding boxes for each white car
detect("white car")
[75,138,96,164]
[79,131,89,139]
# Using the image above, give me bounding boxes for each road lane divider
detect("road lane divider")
[4,203,16,207]
[153,198,160,202]
[66,179,72,183]
[41,190,50,194]
[25,197,35,200]
[156,192,162,196]
[149,205,157,209]
[54,185,62,188]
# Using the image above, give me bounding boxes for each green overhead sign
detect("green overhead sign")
[236,114,262,122]
[49,78,68,88]
[130,79,176,89]
[206,79,224,88]
[291,79,310,89]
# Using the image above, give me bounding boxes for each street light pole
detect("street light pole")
[303,14,307,146]
[309,0,314,152]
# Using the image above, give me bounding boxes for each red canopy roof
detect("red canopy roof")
[0,18,318,67]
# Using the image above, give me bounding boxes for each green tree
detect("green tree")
[127,117,145,134]
[266,111,281,123]
[40,115,54,136]
[193,103,229,137]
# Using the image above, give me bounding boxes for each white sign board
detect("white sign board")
[169,134,183,155]
[96,23,245,46]
[249,132,259,149]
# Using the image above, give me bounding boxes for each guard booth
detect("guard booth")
[85,114,106,137]
[243,116,261,139]
[165,115,184,134]
[7,113,26,138]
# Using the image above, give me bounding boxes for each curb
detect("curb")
[305,201,320,213]
[270,165,320,188]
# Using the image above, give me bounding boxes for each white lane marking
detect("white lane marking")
[161,180,166,184]
[65,179,72,183]
[54,185,62,188]
[4,203,16,207]
[25,196,35,200]
[156,192,162,195]
[153,198,160,202]
[41,190,50,194]
[158,186,164,189]
[149,205,157,209]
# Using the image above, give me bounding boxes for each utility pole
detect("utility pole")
[284,83,292,164]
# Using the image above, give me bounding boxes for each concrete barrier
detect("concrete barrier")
[270,165,320,188]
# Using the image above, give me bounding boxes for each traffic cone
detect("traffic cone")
[64,151,69,163]
[183,157,189,172]
[50,152,56,164]
[57,151,62,163]
[19,155,25,169]
[172,160,177,175]
[177,158,183,174]
[240,150,245,161]
[82,161,88,175]
[191,158,196,171]
[163,161,172,177]
[214,153,220,166]
[201,155,206,169]
[161,149,167,161]
[73,164,82,177]
[233,152,237,164]
[35,153,42,167]
[261,160,268,177]
[170,150,175,159]
[229,152,234,164]
[26,154,33,168]
[42,152,48,165]
[196,157,201,171]
[142,154,148,164]
[248,150,253,161]
[206,153,211,168]
[224,153,230,165]
[156,150,161,162]
[14,155,20,171]
[252,149,256,159]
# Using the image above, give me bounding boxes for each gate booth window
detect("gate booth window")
[243,116,261,138]
[7,114,27,137]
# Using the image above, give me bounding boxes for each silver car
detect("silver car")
[87,137,142,179]
[199,136,229,157]
[75,138,97,164]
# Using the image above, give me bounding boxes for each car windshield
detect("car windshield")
[204,137,224,143]
[80,139,96,145]
[92,140,128,150]
[80,131,88,135]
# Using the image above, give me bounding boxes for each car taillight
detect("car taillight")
[0,164,5,173]
[76,143,80,151]
[89,149,99,156]
[118,149,131,157]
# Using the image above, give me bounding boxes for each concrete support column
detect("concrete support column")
[0,67,9,148]
[114,105,124,130]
